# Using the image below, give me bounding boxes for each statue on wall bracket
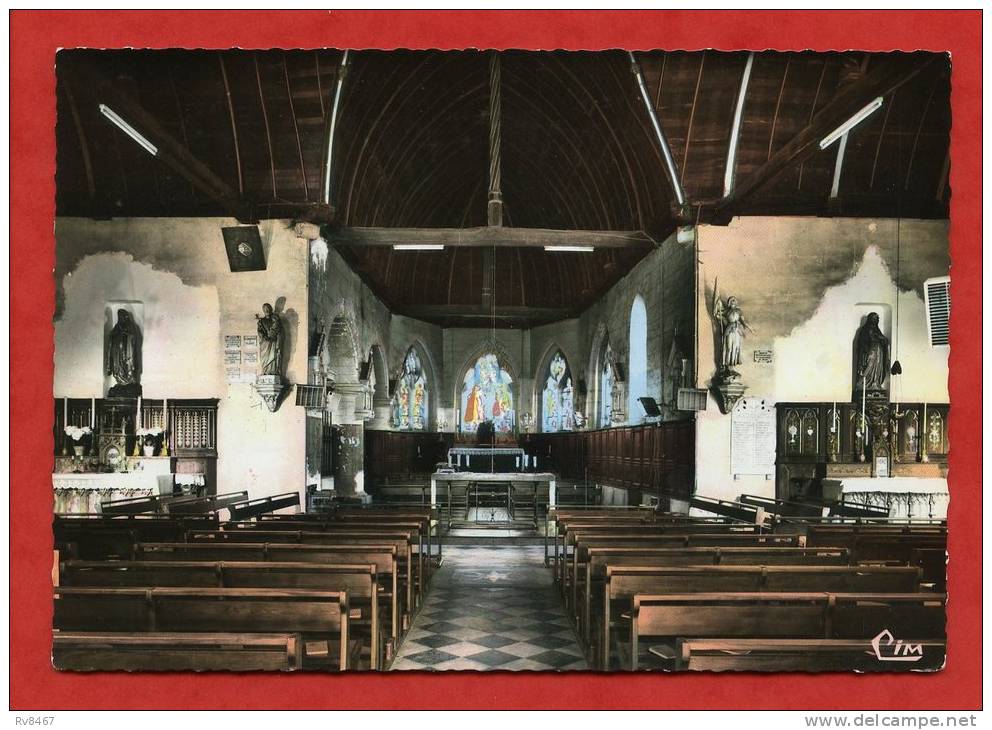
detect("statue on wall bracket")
[710,288,753,414]
[253,301,289,412]
[106,308,143,398]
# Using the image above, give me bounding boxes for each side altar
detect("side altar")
[53,397,218,514]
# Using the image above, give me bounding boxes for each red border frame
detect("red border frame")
[10,10,982,710]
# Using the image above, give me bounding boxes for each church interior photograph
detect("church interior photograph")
[51,46,951,673]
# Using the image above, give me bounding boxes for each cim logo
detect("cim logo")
[871,629,924,662]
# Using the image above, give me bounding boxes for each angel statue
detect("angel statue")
[713,290,753,374]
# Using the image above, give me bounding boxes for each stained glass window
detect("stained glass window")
[542,351,575,432]
[599,340,613,428]
[391,347,428,431]
[628,295,647,422]
[459,353,515,433]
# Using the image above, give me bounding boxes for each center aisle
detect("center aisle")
[389,546,588,671]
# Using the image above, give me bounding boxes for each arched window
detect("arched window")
[391,347,428,431]
[628,295,648,422]
[599,339,613,428]
[541,350,575,432]
[460,353,515,433]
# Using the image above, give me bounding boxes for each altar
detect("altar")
[430,471,558,507]
[840,476,949,520]
[53,466,172,514]
[447,446,534,471]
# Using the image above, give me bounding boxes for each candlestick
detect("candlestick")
[137,396,142,430]
[62,397,69,456]
[90,397,96,428]
[921,402,929,462]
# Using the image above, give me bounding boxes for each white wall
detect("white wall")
[694,217,950,502]
[55,217,309,503]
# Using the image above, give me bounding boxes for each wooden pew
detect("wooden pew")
[807,526,947,563]
[548,510,736,566]
[60,560,383,669]
[675,637,946,672]
[188,529,419,626]
[575,547,851,643]
[912,548,947,592]
[223,521,427,587]
[228,492,302,521]
[597,564,922,669]
[54,514,218,559]
[738,494,828,519]
[688,496,766,525]
[53,631,303,672]
[556,521,763,585]
[545,507,657,564]
[559,529,796,596]
[134,541,402,644]
[259,510,439,566]
[167,491,251,515]
[630,592,946,670]
[54,587,354,670]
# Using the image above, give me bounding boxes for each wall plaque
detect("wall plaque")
[731,396,777,476]
[753,349,773,364]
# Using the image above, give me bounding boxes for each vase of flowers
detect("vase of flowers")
[64,425,92,457]
[136,427,164,457]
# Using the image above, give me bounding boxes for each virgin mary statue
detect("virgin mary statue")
[106,308,142,396]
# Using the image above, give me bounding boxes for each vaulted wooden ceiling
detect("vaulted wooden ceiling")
[56,49,950,327]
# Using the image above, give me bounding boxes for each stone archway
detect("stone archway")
[324,315,366,496]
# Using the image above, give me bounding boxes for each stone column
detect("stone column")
[330,383,372,500]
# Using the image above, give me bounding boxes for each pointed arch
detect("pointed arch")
[628,294,648,423]
[538,346,576,432]
[456,344,517,434]
[389,339,437,431]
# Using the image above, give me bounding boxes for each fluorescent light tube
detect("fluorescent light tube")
[99,104,158,156]
[392,244,444,251]
[544,245,595,253]
[819,97,884,150]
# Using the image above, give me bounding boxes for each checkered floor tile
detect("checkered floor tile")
[390,546,587,671]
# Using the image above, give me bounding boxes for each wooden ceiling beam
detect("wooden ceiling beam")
[398,304,574,322]
[328,225,656,249]
[63,61,255,223]
[717,52,935,216]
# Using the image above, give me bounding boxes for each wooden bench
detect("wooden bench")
[555,520,762,582]
[134,541,402,644]
[60,560,383,669]
[575,547,851,643]
[807,527,947,563]
[558,529,797,593]
[630,591,946,670]
[596,564,922,669]
[54,514,219,559]
[675,637,946,671]
[224,521,429,586]
[912,548,947,592]
[228,492,302,521]
[188,529,419,627]
[264,510,441,562]
[54,586,354,670]
[53,631,303,671]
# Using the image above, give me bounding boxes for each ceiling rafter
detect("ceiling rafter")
[329,226,656,249]
[717,52,935,215]
[60,59,255,223]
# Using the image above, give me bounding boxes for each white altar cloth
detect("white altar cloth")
[841,477,949,519]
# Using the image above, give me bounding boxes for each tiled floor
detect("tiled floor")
[389,546,588,671]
